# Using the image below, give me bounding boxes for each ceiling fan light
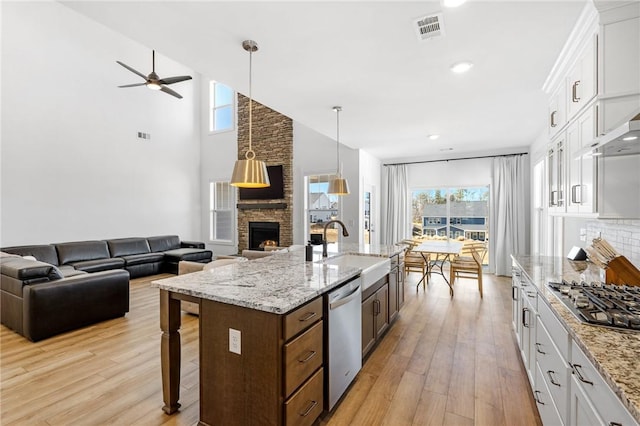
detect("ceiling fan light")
[328,177,350,195]
[230,158,270,188]
[450,61,473,74]
[147,82,161,90]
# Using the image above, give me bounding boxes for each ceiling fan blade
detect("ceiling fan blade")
[158,75,193,85]
[160,85,183,99]
[118,83,147,88]
[116,61,147,80]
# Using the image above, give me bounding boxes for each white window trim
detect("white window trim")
[208,81,236,135]
[209,180,237,245]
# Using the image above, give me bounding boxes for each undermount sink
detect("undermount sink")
[318,254,391,290]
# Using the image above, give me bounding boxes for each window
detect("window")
[209,81,234,133]
[209,181,235,243]
[306,174,340,243]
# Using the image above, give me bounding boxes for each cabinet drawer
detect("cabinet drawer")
[536,321,569,424]
[285,367,324,426]
[284,297,323,340]
[535,363,564,426]
[538,298,569,360]
[284,320,323,397]
[570,340,636,426]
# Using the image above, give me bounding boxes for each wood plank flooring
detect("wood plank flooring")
[1,271,541,425]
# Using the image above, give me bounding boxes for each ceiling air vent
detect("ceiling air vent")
[414,13,444,41]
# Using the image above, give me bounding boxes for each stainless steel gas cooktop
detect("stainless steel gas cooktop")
[548,280,640,331]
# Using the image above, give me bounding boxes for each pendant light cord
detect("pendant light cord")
[247,47,254,159]
[334,106,342,177]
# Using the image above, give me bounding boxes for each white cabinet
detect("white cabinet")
[535,363,565,426]
[511,267,522,347]
[566,106,597,214]
[567,33,598,119]
[569,340,637,426]
[549,82,567,137]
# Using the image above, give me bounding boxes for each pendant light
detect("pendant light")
[230,40,270,188]
[328,106,350,195]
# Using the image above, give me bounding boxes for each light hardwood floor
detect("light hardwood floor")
[1,271,541,426]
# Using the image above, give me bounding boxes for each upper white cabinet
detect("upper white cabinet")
[567,34,598,119]
[544,0,640,218]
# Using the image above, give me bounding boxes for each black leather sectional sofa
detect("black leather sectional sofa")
[0,235,212,341]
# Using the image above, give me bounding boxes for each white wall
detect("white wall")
[292,122,363,245]
[1,2,201,246]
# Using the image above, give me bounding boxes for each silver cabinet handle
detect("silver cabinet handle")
[535,343,546,355]
[550,190,558,206]
[571,184,582,204]
[298,311,317,322]
[572,80,581,102]
[534,390,545,405]
[298,351,317,363]
[550,110,558,127]
[609,422,622,426]
[547,370,561,387]
[522,307,530,328]
[299,400,318,417]
[571,363,593,385]
[512,286,518,301]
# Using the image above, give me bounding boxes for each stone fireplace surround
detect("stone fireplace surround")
[236,95,293,251]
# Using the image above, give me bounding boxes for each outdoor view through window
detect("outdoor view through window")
[412,187,489,265]
[308,174,340,244]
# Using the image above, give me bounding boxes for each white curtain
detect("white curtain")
[381,164,410,245]
[491,154,529,276]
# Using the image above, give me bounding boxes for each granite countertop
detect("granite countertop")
[151,244,404,315]
[512,255,640,423]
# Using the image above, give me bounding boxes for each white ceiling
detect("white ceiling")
[62,1,586,163]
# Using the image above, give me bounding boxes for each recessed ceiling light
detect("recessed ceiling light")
[443,0,467,7]
[428,134,440,140]
[450,61,473,74]
[622,136,638,141]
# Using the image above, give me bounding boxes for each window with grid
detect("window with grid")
[209,81,234,133]
[209,181,235,243]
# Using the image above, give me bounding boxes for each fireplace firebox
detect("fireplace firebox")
[248,222,280,250]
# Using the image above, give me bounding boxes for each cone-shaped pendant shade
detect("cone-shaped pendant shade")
[230,158,270,188]
[328,177,350,195]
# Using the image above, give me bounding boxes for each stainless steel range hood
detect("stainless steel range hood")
[583,112,640,157]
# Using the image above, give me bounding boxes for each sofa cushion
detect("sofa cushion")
[55,241,111,265]
[106,238,151,258]
[0,257,64,296]
[1,245,60,266]
[121,252,165,266]
[68,258,125,273]
[163,248,212,263]
[147,235,181,253]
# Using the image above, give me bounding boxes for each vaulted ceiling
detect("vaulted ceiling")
[62,1,586,162]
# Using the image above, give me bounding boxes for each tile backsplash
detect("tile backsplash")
[585,219,640,269]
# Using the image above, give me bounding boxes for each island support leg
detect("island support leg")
[160,289,182,414]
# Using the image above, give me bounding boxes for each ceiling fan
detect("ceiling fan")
[116,50,192,99]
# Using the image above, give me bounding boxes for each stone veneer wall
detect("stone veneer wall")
[585,219,640,269]
[236,94,293,251]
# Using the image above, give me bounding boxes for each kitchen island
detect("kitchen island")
[512,255,640,425]
[152,244,405,426]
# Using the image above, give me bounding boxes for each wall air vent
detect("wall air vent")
[414,13,444,41]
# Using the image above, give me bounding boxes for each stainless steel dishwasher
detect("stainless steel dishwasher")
[326,276,362,411]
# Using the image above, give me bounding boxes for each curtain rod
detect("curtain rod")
[383,152,528,166]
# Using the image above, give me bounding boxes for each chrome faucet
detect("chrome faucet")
[322,220,349,257]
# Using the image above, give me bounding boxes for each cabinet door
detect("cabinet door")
[566,120,581,213]
[570,376,603,426]
[548,135,566,213]
[374,285,389,339]
[361,294,376,357]
[568,34,597,118]
[511,268,522,347]
[549,82,566,137]
[577,108,596,213]
[388,268,398,322]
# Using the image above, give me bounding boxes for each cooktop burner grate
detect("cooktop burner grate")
[547,280,640,331]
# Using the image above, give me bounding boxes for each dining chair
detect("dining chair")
[449,247,483,297]
[401,239,429,288]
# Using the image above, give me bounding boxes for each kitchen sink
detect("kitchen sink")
[318,254,391,290]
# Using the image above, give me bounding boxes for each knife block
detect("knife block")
[605,256,640,286]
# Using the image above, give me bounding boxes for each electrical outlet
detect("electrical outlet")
[579,228,587,242]
[229,328,241,355]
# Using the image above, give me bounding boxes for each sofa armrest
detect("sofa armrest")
[23,269,130,341]
[180,241,205,249]
[0,257,63,285]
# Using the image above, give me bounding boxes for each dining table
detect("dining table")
[413,240,464,296]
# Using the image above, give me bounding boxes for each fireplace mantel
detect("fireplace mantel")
[237,203,287,210]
